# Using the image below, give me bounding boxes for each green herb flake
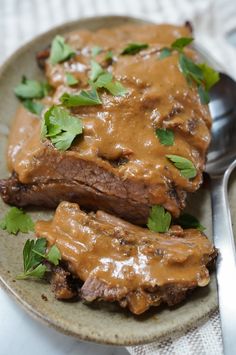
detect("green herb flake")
[166,154,197,179]
[41,106,83,151]
[16,238,61,280]
[0,207,34,235]
[147,205,171,233]
[89,60,128,96]
[22,99,44,116]
[121,43,149,55]
[91,46,102,57]
[60,87,102,107]
[14,77,46,100]
[159,48,172,60]
[156,128,174,146]
[198,63,220,91]
[46,245,61,265]
[90,60,104,81]
[175,213,205,232]
[178,53,219,104]
[102,80,128,96]
[179,53,204,85]
[171,37,194,51]
[158,37,219,105]
[105,50,114,61]
[49,35,75,65]
[65,72,79,86]
[198,85,210,105]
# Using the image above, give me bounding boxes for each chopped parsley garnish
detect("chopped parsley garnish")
[41,106,83,151]
[14,76,50,116]
[89,60,128,96]
[105,50,114,62]
[171,37,194,51]
[22,99,44,115]
[159,48,172,60]
[60,87,102,107]
[156,128,174,146]
[178,54,219,104]
[0,207,34,235]
[16,238,61,280]
[175,213,205,232]
[65,72,79,86]
[91,46,102,57]
[49,35,75,65]
[89,60,104,81]
[121,43,149,55]
[159,36,219,104]
[166,154,197,179]
[14,77,48,99]
[147,205,171,233]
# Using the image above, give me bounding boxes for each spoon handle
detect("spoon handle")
[211,166,236,354]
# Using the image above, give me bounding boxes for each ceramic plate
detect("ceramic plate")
[0,15,221,345]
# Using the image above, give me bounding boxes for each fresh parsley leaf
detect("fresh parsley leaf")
[147,205,171,233]
[17,238,61,280]
[156,128,174,146]
[175,213,205,232]
[60,88,102,107]
[105,50,114,61]
[23,238,47,272]
[65,72,79,86]
[92,72,113,88]
[179,53,219,104]
[0,207,34,235]
[46,245,61,265]
[14,78,46,99]
[171,37,194,51]
[103,80,128,96]
[121,43,149,55]
[22,99,44,115]
[159,37,219,104]
[198,85,210,105]
[41,106,83,151]
[198,63,220,91]
[49,35,75,65]
[159,37,193,60]
[166,154,197,179]
[179,53,204,85]
[89,60,128,97]
[159,48,172,60]
[91,46,102,57]
[90,60,104,81]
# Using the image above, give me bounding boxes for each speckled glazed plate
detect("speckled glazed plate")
[0,15,223,346]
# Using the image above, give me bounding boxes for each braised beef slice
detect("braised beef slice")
[1,23,211,223]
[35,202,217,314]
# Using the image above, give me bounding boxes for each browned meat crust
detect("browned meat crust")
[0,172,185,225]
[50,265,78,300]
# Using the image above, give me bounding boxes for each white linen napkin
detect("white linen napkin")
[1,1,236,354]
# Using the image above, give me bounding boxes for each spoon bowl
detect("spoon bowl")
[206,73,236,176]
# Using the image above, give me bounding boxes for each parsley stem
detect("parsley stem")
[32,249,46,258]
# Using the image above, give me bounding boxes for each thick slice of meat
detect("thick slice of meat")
[0,23,211,223]
[35,202,217,314]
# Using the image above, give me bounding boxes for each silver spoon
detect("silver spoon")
[206,73,236,354]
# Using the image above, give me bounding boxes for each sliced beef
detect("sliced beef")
[0,171,185,225]
[1,23,211,223]
[35,202,217,314]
